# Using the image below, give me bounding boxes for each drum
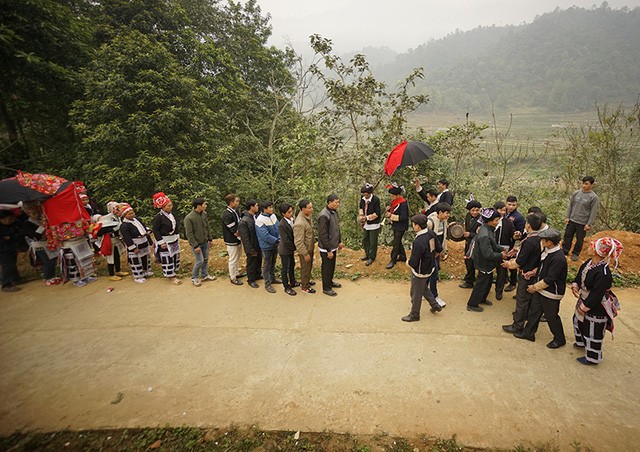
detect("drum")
[447,221,465,242]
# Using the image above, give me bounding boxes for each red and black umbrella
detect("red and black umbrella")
[383,140,434,176]
[0,171,70,204]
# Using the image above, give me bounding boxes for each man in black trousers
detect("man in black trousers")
[466,208,507,312]
[238,199,261,288]
[515,228,567,348]
[318,194,344,296]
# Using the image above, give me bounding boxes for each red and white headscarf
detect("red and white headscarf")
[152,192,171,209]
[119,203,134,217]
[106,201,121,216]
[590,237,623,271]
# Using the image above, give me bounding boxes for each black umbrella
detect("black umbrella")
[384,140,434,176]
[0,171,70,204]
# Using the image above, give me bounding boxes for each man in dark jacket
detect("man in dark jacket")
[402,214,443,322]
[459,200,482,288]
[516,228,567,348]
[358,183,381,266]
[318,194,343,296]
[221,193,243,285]
[385,184,409,269]
[466,208,507,312]
[0,210,23,292]
[238,199,261,288]
[278,203,298,296]
[493,201,516,300]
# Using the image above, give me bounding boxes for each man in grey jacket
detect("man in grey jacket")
[317,194,344,296]
[562,176,599,261]
[184,198,216,286]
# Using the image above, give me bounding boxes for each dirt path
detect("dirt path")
[0,276,639,450]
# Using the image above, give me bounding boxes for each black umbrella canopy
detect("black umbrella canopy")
[0,172,70,204]
[384,140,434,176]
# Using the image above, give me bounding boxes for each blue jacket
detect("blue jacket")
[255,213,280,251]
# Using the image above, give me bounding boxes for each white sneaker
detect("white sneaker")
[145,271,154,277]
[202,275,217,281]
[436,297,447,307]
[192,278,202,287]
[74,279,87,287]
[134,278,147,283]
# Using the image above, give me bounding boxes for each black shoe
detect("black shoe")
[458,282,474,288]
[364,259,374,266]
[430,304,442,313]
[265,285,276,293]
[292,281,301,287]
[495,292,503,300]
[360,256,369,261]
[285,288,297,296]
[323,289,337,297]
[273,279,282,284]
[248,281,259,288]
[402,315,420,322]
[502,324,522,334]
[386,261,395,269]
[504,284,516,292]
[309,281,316,286]
[480,299,493,306]
[466,305,484,312]
[577,357,597,365]
[546,340,566,349]
[237,272,247,278]
[230,279,243,286]
[540,314,548,322]
[514,332,535,342]
[301,287,316,294]
[331,282,342,288]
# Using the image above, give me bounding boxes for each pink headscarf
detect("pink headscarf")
[590,237,623,271]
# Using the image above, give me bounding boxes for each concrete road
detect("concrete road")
[0,277,638,450]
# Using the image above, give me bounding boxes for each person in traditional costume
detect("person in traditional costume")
[358,183,381,266]
[572,236,623,365]
[21,201,60,286]
[119,203,153,283]
[151,192,182,285]
[385,183,408,270]
[426,202,451,308]
[93,201,129,281]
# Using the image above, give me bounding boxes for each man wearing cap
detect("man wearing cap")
[402,214,443,322]
[466,208,508,312]
[358,183,381,266]
[184,198,216,287]
[516,228,567,348]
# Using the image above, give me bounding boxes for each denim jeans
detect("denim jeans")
[192,243,210,279]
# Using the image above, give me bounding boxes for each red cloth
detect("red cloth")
[390,196,406,212]
[100,234,113,256]
[384,140,408,176]
[42,184,90,226]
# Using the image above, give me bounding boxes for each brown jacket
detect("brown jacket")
[293,211,314,257]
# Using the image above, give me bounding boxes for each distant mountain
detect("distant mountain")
[371,4,640,113]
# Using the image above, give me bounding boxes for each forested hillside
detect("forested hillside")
[373,3,640,112]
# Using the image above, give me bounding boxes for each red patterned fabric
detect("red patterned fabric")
[42,184,91,249]
[16,171,67,195]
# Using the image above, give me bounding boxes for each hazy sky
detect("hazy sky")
[254,0,640,53]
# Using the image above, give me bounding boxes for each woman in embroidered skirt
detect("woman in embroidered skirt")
[119,203,153,283]
[571,237,623,365]
[151,192,182,285]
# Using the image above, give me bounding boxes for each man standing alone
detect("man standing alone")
[184,198,216,287]
[563,176,599,261]
[318,194,343,297]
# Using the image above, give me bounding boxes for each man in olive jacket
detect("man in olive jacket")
[184,198,215,286]
[294,199,315,294]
